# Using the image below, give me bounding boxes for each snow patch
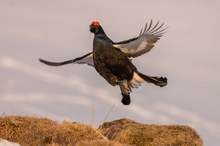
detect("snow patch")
[0,139,20,146]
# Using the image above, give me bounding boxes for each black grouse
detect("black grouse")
[39,20,167,105]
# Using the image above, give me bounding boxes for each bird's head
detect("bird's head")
[89,21,104,34]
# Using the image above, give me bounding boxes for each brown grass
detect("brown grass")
[99,118,204,146]
[0,115,103,146]
[0,116,203,146]
[75,140,129,146]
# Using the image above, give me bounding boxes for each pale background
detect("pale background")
[0,0,219,145]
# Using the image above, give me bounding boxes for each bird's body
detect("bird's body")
[91,24,141,104]
[39,20,168,105]
[93,33,134,85]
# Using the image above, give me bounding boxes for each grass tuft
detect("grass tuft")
[0,116,103,146]
[0,116,203,146]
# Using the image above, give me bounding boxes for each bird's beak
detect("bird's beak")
[89,25,92,32]
[89,24,94,33]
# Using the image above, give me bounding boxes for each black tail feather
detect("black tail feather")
[121,93,131,105]
[138,72,167,87]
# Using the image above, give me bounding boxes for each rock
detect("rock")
[99,118,203,146]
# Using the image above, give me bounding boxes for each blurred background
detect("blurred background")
[0,0,219,145]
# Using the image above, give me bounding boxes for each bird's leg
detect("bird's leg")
[118,80,131,95]
[108,76,118,86]
[118,81,131,105]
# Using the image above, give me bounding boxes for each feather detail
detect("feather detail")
[119,72,145,95]
[39,52,94,67]
[113,20,168,58]
[129,72,145,88]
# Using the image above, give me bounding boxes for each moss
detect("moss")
[100,119,203,146]
[131,131,153,146]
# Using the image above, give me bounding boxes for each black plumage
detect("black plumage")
[39,20,168,105]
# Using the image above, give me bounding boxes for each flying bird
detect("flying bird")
[39,20,168,105]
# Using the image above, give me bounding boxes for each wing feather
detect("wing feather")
[113,20,167,58]
[146,19,153,32]
[39,52,94,67]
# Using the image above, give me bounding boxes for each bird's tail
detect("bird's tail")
[137,72,167,87]
[119,72,167,105]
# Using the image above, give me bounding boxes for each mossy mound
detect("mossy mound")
[99,118,203,146]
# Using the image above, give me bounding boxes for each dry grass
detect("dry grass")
[0,115,103,146]
[99,118,204,146]
[0,116,203,146]
[75,140,129,146]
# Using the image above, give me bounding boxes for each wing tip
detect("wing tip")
[39,58,46,64]
[39,58,44,62]
[38,58,62,66]
[141,20,168,36]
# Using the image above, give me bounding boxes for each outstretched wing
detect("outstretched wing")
[39,52,94,67]
[113,20,167,58]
